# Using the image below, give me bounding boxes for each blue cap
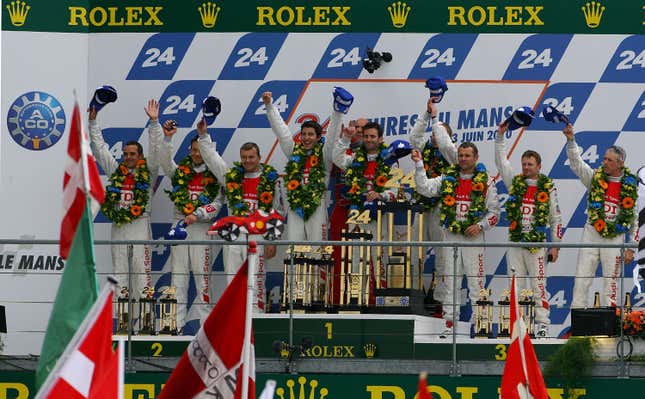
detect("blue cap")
[202,96,221,125]
[505,106,535,131]
[89,85,117,113]
[542,105,570,125]
[333,87,354,114]
[424,76,448,103]
[164,220,187,241]
[383,139,412,166]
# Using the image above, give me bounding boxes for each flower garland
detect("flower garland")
[415,141,450,210]
[344,144,390,211]
[285,142,326,221]
[439,163,488,234]
[102,159,150,225]
[225,163,279,216]
[506,173,553,252]
[166,157,220,216]
[587,166,637,238]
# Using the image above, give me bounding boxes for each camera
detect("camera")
[362,48,392,73]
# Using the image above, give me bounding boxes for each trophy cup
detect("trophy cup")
[519,289,536,337]
[282,245,311,313]
[138,286,156,335]
[309,246,334,312]
[339,226,371,313]
[116,287,135,335]
[475,288,494,338]
[624,293,632,313]
[158,286,178,335]
[497,289,511,338]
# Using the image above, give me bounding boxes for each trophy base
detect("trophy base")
[337,298,364,314]
[497,331,510,338]
[305,301,330,314]
[369,288,428,315]
[158,328,179,336]
[138,329,157,336]
[475,330,495,339]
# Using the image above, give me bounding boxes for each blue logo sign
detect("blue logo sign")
[408,34,477,80]
[600,35,645,83]
[503,34,572,81]
[127,33,195,80]
[219,33,288,80]
[7,91,66,151]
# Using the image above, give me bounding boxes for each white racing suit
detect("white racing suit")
[332,138,397,295]
[417,120,501,325]
[89,119,159,299]
[495,134,563,326]
[197,134,284,313]
[566,139,637,308]
[266,102,343,242]
[409,110,452,302]
[159,135,223,329]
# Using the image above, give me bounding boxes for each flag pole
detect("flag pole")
[241,241,257,399]
[511,271,531,398]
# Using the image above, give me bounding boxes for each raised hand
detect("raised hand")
[162,120,177,137]
[87,106,97,121]
[144,99,159,121]
[563,123,574,140]
[196,117,207,135]
[411,148,422,162]
[261,91,272,106]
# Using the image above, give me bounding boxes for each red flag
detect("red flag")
[36,286,121,399]
[500,275,548,399]
[158,261,256,399]
[60,101,105,259]
[417,372,433,399]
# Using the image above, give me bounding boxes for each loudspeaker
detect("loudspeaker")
[0,305,6,333]
[571,307,617,336]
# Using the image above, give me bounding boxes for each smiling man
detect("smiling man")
[563,124,637,309]
[495,122,562,338]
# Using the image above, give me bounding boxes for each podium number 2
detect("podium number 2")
[151,342,163,357]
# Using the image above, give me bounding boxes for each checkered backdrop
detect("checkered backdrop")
[2,31,645,353]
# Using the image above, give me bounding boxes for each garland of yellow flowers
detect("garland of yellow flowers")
[225,163,279,216]
[102,159,150,225]
[344,143,390,211]
[166,157,220,215]
[587,166,637,238]
[506,174,552,253]
[285,142,326,220]
[439,163,488,234]
[415,141,450,210]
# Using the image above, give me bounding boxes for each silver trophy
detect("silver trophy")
[158,286,178,335]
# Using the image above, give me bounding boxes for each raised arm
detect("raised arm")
[195,119,228,184]
[332,126,355,170]
[159,120,178,177]
[88,107,119,176]
[412,149,443,198]
[409,99,432,150]
[563,124,593,188]
[263,91,294,157]
[324,109,343,172]
[494,123,515,187]
[144,99,161,178]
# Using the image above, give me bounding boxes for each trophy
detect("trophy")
[339,226,372,312]
[519,289,536,337]
[624,293,632,313]
[116,287,135,335]
[282,245,311,313]
[138,286,156,335]
[497,289,511,338]
[158,286,178,335]
[311,246,334,312]
[475,288,494,338]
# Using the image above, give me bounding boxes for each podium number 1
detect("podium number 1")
[325,322,333,339]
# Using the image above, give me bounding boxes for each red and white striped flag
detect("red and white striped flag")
[60,101,104,259]
[500,274,548,399]
[158,261,255,399]
[35,284,123,399]
[417,372,434,399]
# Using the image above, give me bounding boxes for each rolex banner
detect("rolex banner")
[3,0,645,356]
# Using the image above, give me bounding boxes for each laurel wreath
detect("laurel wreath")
[439,163,488,234]
[415,141,450,210]
[344,144,390,211]
[506,174,553,253]
[587,166,637,238]
[225,163,279,216]
[166,157,220,216]
[102,159,150,225]
[285,143,326,221]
